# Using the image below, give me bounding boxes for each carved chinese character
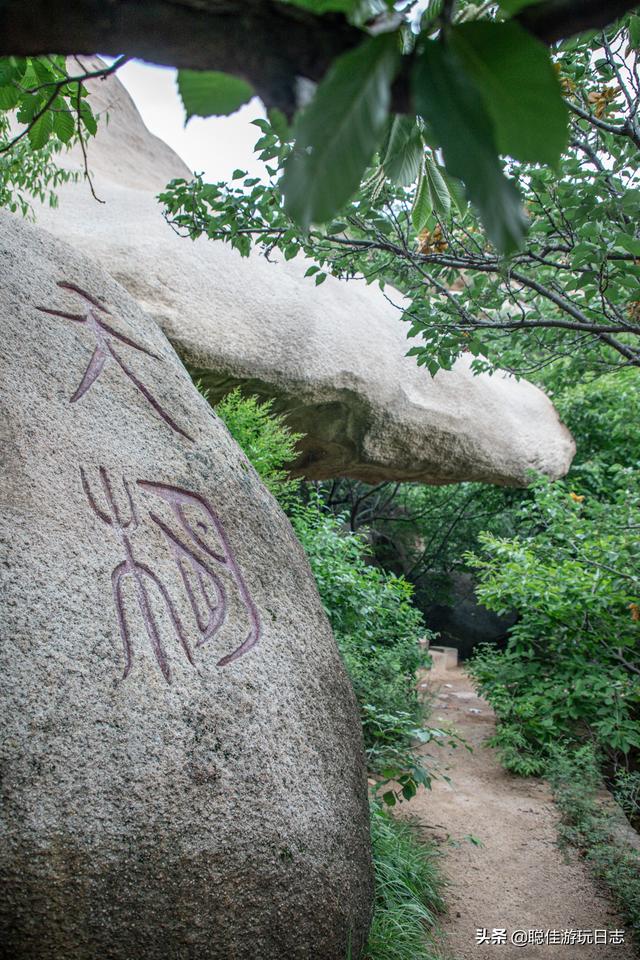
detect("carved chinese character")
[38,282,193,441]
[81,468,260,682]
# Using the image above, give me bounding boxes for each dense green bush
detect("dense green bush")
[467,475,640,775]
[555,369,640,497]
[291,499,436,800]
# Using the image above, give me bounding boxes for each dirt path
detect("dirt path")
[406,665,636,960]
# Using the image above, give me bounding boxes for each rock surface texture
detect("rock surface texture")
[34,62,576,487]
[0,211,373,959]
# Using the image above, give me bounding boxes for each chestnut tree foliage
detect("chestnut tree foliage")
[0,55,124,213]
[162,6,640,376]
[0,2,638,378]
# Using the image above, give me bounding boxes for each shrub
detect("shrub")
[212,387,303,505]
[467,475,640,774]
[548,745,640,944]
[555,369,640,497]
[292,499,437,799]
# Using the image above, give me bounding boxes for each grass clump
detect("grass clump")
[548,745,640,945]
[365,802,445,960]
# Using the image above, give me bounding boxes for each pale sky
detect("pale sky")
[108,58,267,181]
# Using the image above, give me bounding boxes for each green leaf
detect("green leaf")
[0,58,20,86]
[78,101,97,136]
[401,780,417,801]
[444,171,468,215]
[498,0,539,12]
[411,164,432,230]
[425,154,451,219]
[267,108,290,141]
[282,33,400,228]
[450,21,568,166]
[280,0,358,12]
[381,115,423,186]
[16,94,40,125]
[629,15,640,50]
[614,233,640,256]
[53,109,75,144]
[382,790,397,806]
[177,70,254,120]
[0,82,19,110]
[413,39,527,254]
[28,110,54,149]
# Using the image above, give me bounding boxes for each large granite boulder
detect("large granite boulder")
[421,572,517,660]
[34,64,576,487]
[0,210,373,959]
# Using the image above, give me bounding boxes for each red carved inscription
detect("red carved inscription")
[81,468,260,683]
[38,282,193,441]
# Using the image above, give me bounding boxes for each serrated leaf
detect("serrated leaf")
[411,164,432,230]
[0,83,19,110]
[425,154,450,218]
[79,101,97,136]
[32,59,55,85]
[0,58,20,86]
[614,233,640,256]
[413,39,527,254]
[28,110,54,149]
[451,21,568,166]
[16,94,40,125]
[53,108,75,144]
[629,15,640,50]
[282,33,400,228]
[443,171,468,215]
[177,70,253,120]
[381,115,423,186]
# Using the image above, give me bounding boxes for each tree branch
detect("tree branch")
[0,54,127,156]
[0,0,361,116]
[567,100,640,150]
[0,0,636,116]
[516,0,639,44]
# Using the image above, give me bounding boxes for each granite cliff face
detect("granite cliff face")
[34,60,575,487]
[0,211,373,959]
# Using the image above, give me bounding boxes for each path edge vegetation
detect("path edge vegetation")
[211,386,449,960]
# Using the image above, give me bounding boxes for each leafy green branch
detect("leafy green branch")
[0,54,111,210]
